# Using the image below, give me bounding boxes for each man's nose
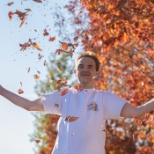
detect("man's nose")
[83,67,89,71]
[82,69,89,72]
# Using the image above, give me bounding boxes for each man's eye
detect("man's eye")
[89,66,93,69]
[79,65,83,68]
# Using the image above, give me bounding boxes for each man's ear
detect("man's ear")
[74,69,76,74]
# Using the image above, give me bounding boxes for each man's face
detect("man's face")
[74,57,97,88]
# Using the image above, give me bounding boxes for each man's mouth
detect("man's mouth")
[81,73,90,76]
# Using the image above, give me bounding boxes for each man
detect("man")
[0,51,154,154]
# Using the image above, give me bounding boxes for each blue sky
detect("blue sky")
[0,0,77,153]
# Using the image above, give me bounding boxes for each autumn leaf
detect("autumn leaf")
[60,88,68,96]
[43,28,49,36]
[8,11,14,20]
[55,49,63,55]
[73,83,83,91]
[38,53,43,59]
[69,51,73,58]
[65,116,79,122]
[59,41,68,51]
[25,8,31,12]
[43,60,46,66]
[49,36,56,41]
[74,36,78,42]
[19,42,31,51]
[35,139,41,143]
[57,79,62,84]
[33,43,42,51]
[14,10,29,27]
[37,70,41,74]
[54,104,59,108]
[19,19,25,27]
[28,67,30,73]
[18,89,24,94]
[7,2,14,6]
[34,74,40,79]
[33,0,42,3]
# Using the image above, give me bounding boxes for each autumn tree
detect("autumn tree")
[58,0,154,153]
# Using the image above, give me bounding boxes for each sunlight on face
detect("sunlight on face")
[74,57,97,88]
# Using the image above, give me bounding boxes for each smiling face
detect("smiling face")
[74,57,98,89]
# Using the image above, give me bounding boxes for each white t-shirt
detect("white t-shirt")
[42,88,126,154]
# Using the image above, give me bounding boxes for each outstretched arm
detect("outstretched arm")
[0,85,44,111]
[120,99,154,118]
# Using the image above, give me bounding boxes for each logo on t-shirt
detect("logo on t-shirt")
[87,102,99,111]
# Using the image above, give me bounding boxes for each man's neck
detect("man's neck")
[81,83,94,89]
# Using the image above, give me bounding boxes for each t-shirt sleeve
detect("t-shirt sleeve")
[41,90,64,115]
[103,91,127,120]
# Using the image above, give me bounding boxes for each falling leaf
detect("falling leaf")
[37,70,41,74]
[69,51,73,58]
[33,0,42,3]
[74,83,83,91]
[25,8,31,12]
[7,2,14,6]
[74,36,78,42]
[60,88,68,96]
[28,67,30,73]
[33,43,42,51]
[8,11,14,20]
[57,79,62,84]
[19,42,31,51]
[59,41,68,51]
[20,82,22,87]
[34,74,40,79]
[35,139,41,143]
[44,60,46,66]
[38,53,43,59]
[13,10,29,27]
[43,28,49,36]
[18,89,24,94]
[19,19,25,27]
[54,104,59,108]
[49,36,56,41]
[55,49,63,55]
[65,116,79,122]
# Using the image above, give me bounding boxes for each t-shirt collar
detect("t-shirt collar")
[83,88,95,92]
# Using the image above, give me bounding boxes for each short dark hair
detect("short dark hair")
[76,51,100,71]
